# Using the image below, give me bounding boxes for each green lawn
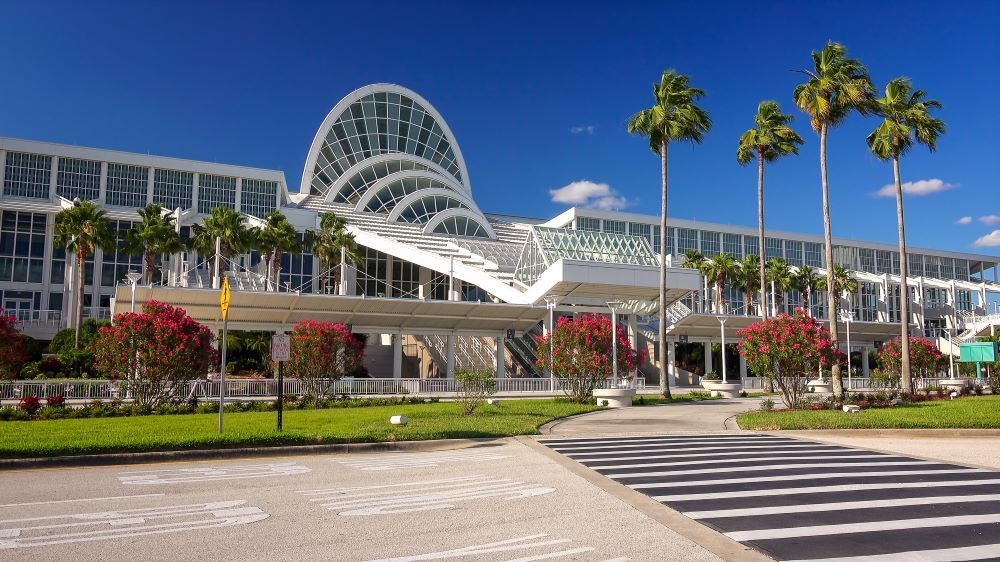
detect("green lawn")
[0,400,600,458]
[738,396,1000,430]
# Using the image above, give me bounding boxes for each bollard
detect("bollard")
[390,415,408,426]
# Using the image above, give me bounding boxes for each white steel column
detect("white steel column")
[392,334,402,379]
[495,334,506,380]
[98,161,108,205]
[628,314,639,378]
[666,340,676,386]
[446,336,456,379]
[704,341,713,374]
[862,345,871,376]
[739,354,748,380]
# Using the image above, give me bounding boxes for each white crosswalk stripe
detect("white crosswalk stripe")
[539,433,1000,561]
[364,533,628,561]
[333,449,511,471]
[118,462,311,484]
[296,475,554,515]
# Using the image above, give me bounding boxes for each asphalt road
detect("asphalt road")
[0,440,723,561]
[539,433,1000,561]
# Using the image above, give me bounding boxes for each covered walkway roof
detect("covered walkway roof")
[114,286,548,335]
[666,313,915,342]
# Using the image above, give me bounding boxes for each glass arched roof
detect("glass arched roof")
[394,195,469,224]
[363,176,462,214]
[331,157,440,204]
[432,215,491,238]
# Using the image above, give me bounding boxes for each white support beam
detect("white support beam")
[392,333,402,379]
[495,334,505,380]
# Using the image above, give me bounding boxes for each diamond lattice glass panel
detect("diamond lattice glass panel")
[514,226,658,285]
[310,92,462,197]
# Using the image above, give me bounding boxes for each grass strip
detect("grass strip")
[0,399,600,458]
[738,395,1000,430]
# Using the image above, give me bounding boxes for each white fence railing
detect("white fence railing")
[1,376,647,400]
[740,376,970,391]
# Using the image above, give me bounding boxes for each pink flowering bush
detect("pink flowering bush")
[535,314,642,403]
[737,309,839,408]
[0,308,28,379]
[285,321,364,403]
[93,301,216,408]
[877,336,942,379]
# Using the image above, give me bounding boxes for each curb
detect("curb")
[0,437,503,471]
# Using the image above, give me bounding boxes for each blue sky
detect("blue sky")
[1,1,997,255]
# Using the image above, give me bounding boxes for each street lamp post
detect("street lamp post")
[715,316,729,383]
[608,300,624,387]
[126,271,143,313]
[544,295,558,392]
[840,311,854,390]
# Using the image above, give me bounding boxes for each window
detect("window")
[908,253,924,277]
[785,240,803,266]
[652,226,674,255]
[4,152,51,199]
[152,169,193,210]
[700,231,720,256]
[956,289,973,312]
[432,216,489,238]
[430,271,449,300]
[925,288,947,309]
[391,258,419,298]
[197,174,237,213]
[858,248,876,273]
[723,233,742,258]
[460,281,487,302]
[240,179,278,218]
[876,250,898,275]
[744,236,759,260]
[765,238,783,261]
[939,258,955,280]
[395,195,467,224]
[356,246,387,297]
[56,158,101,201]
[603,220,625,235]
[100,220,142,286]
[0,211,46,284]
[678,228,698,254]
[576,217,600,232]
[887,284,901,323]
[331,158,437,203]
[277,233,312,293]
[924,256,941,279]
[855,282,878,321]
[954,259,970,281]
[106,163,149,208]
[364,176,459,213]
[804,242,823,268]
[924,318,945,338]
[628,222,651,245]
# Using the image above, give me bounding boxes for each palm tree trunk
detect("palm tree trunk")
[757,152,767,319]
[144,252,155,285]
[820,124,843,398]
[893,155,912,392]
[75,252,85,348]
[274,250,283,290]
[658,140,672,399]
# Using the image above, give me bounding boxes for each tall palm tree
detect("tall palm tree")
[735,255,762,315]
[124,203,182,285]
[819,264,859,317]
[793,41,874,398]
[305,212,362,294]
[793,265,823,317]
[628,70,711,399]
[867,77,945,393]
[766,258,794,315]
[700,253,738,314]
[190,207,254,282]
[737,101,804,318]
[54,200,114,348]
[257,210,301,290]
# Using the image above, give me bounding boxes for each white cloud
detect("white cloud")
[549,180,628,210]
[979,215,1000,225]
[873,178,958,197]
[570,125,596,135]
[973,230,1000,247]
[956,216,973,225]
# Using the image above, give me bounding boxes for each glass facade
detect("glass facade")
[309,91,462,197]
[240,178,278,218]
[723,233,742,258]
[197,173,237,213]
[56,157,101,201]
[0,211,46,284]
[152,169,193,210]
[765,237,783,261]
[700,230,720,256]
[105,163,149,208]
[925,287,947,309]
[432,215,489,238]
[364,176,459,213]
[604,220,625,235]
[100,220,142,286]
[395,195,467,224]
[4,152,51,199]
[678,228,698,254]
[576,217,600,232]
[804,242,823,268]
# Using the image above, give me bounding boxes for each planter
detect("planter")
[701,380,743,398]
[593,388,636,408]
[807,379,833,394]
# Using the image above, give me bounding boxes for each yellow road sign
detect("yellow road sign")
[220,277,231,320]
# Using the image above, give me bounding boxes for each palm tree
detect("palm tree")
[257,211,301,290]
[700,253,738,314]
[54,200,115,348]
[124,204,182,285]
[627,71,711,399]
[766,258,794,315]
[735,255,762,315]
[190,207,254,283]
[681,250,708,313]
[867,77,945,393]
[305,212,362,294]
[793,41,874,398]
[793,265,823,317]
[819,264,859,318]
[737,101,804,318]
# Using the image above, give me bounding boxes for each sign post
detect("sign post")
[271,333,290,431]
[219,277,231,434]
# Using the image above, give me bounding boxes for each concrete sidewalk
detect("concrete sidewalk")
[542,397,762,435]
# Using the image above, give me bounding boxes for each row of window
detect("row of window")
[2,151,278,217]
[574,216,975,280]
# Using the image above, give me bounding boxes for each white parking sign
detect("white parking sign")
[271,334,291,362]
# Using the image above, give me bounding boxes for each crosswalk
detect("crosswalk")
[539,433,1000,561]
[119,462,311,484]
[332,448,511,471]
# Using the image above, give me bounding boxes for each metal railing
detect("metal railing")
[740,376,967,391]
[0,376,647,400]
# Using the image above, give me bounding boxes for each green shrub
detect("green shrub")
[0,407,29,421]
[760,398,775,412]
[455,369,496,415]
